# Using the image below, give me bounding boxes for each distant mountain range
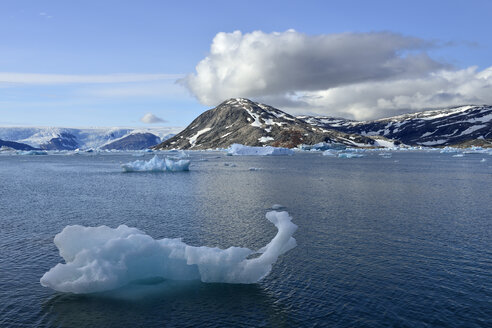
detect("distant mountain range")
[0,127,180,150]
[154,98,492,150]
[2,100,490,151]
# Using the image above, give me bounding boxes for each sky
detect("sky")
[1,0,491,127]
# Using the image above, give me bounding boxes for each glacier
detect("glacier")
[227,143,294,156]
[121,155,190,172]
[40,211,297,294]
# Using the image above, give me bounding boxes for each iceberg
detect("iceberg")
[338,153,364,158]
[322,150,336,156]
[165,158,190,171]
[121,155,190,172]
[40,211,297,294]
[227,144,294,156]
[17,150,48,155]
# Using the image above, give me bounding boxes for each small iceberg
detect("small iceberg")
[17,150,48,155]
[480,158,487,162]
[40,211,297,294]
[338,153,364,158]
[227,144,294,156]
[121,155,190,172]
[322,150,336,156]
[452,154,464,158]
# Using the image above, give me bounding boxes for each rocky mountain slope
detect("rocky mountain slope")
[0,127,179,150]
[153,98,380,150]
[299,105,492,147]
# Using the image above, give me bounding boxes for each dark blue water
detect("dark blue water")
[0,151,491,327]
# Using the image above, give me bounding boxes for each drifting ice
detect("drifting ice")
[121,155,190,172]
[17,150,48,155]
[338,153,364,158]
[40,211,297,294]
[227,144,294,156]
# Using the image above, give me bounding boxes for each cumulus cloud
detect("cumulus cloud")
[140,113,166,124]
[181,30,492,119]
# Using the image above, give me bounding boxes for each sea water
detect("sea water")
[0,151,491,327]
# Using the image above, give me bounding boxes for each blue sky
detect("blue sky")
[1,0,491,127]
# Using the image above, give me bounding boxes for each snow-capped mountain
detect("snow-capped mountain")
[0,127,180,150]
[153,98,380,150]
[299,105,492,147]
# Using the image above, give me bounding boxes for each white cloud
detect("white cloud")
[0,73,183,85]
[140,113,166,124]
[182,30,492,119]
[293,66,492,120]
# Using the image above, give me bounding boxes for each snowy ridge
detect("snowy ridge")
[0,126,181,150]
[299,105,492,146]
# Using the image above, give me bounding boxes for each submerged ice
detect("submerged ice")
[40,211,297,294]
[121,155,190,172]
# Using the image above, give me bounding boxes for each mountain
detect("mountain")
[0,139,38,150]
[153,98,381,150]
[299,105,492,147]
[0,127,180,150]
[101,133,162,150]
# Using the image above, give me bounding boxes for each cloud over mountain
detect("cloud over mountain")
[181,30,492,120]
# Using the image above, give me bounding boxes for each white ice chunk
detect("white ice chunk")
[338,153,364,158]
[17,150,48,155]
[165,158,190,171]
[227,144,294,156]
[121,155,167,172]
[121,155,190,172]
[40,211,297,294]
[322,150,336,156]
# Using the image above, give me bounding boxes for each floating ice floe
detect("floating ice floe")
[452,154,464,158]
[440,147,459,153]
[249,167,262,171]
[227,144,294,156]
[481,158,487,162]
[17,150,48,155]
[121,155,190,172]
[271,204,284,210]
[40,211,297,294]
[322,150,336,156]
[338,153,364,158]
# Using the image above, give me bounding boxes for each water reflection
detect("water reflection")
[40,280,289,327]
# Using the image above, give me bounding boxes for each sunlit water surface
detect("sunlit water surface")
[0,151,491,327]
